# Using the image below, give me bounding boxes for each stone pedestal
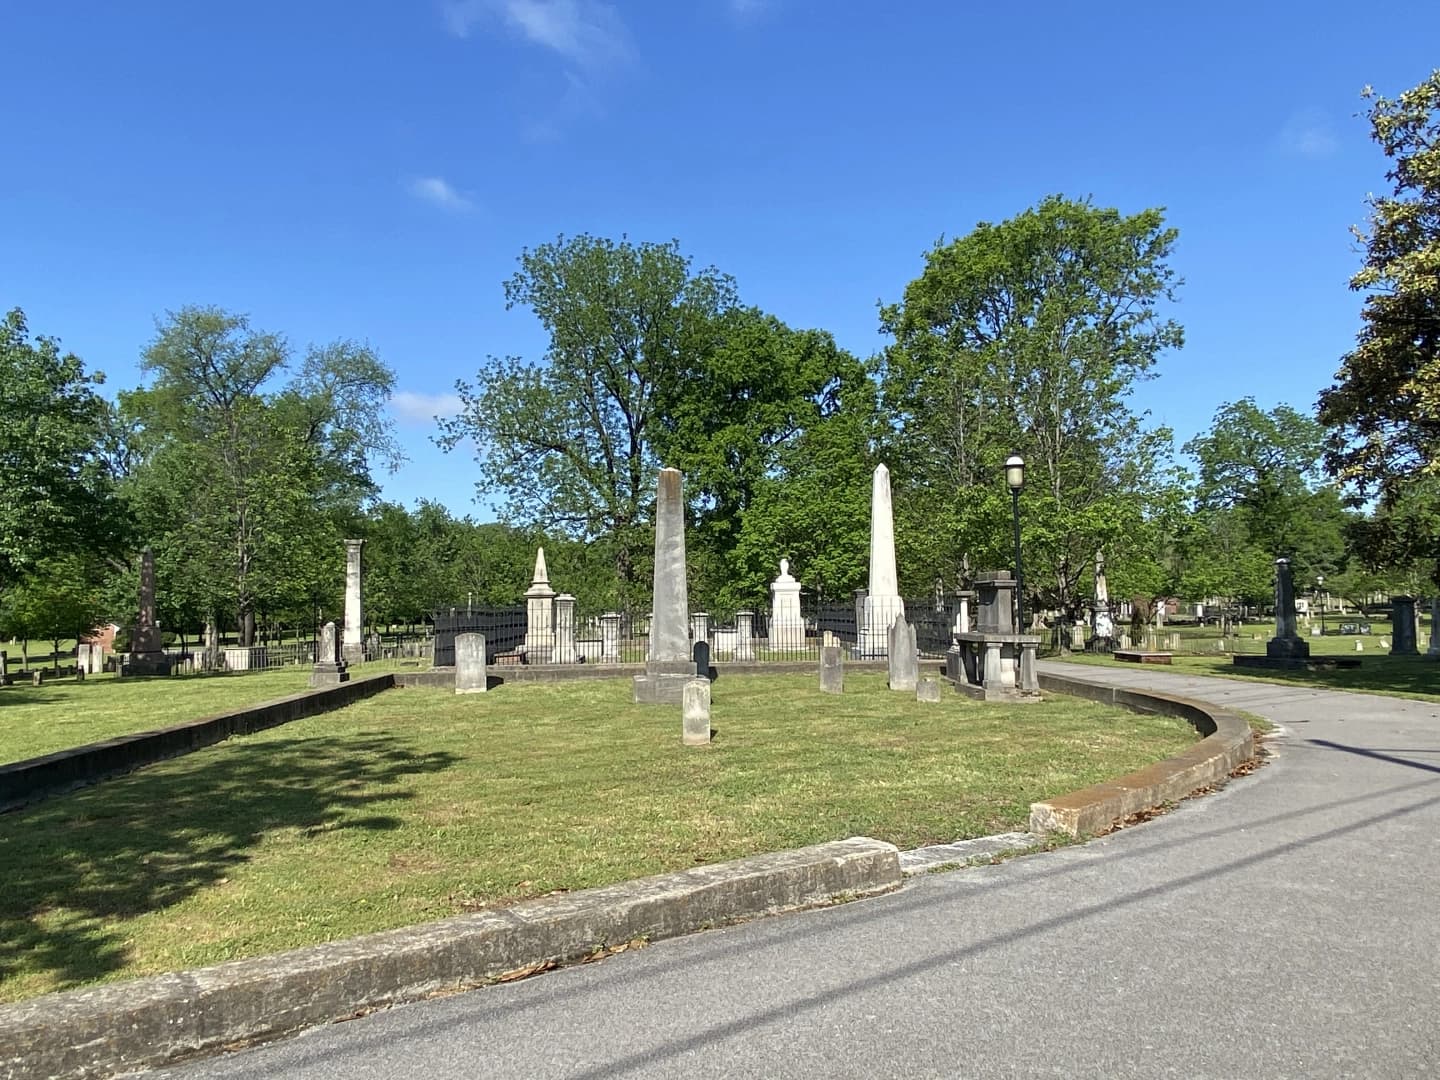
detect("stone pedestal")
[820,645,844,694]
[310,621,350,687]
[1391,596,1419,656]
[887,615,918,692]
[343,539,365,665]
[769,560,805,652]
[682,678,711,746]
[633,660,697,705]
[455,632,487,694]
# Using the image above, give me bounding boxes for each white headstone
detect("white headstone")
[455,632,487,693]
[769,559,804,652]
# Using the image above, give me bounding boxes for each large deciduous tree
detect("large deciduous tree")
[439,235,872,612]
[1319,71,1440,588]
[879,195,1183,617]
[0,309,121,595]
[121,307,400,644]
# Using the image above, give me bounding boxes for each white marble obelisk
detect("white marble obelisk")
[343,539,364,664]
[524,547,557,662]
[860,464,904,656]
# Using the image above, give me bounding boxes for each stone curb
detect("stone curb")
[1027,671,1256,837]
[0,837,901,1080]
[395,660,895,688]
[0,674,396,814]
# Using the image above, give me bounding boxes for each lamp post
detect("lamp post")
[1005,454,1026,633]
[1317,575,1325,636]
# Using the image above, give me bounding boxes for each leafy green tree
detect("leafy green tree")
[1183,398,1347,582]
[0,553,108,672]
[879,195,1184,618]
[0,310,121,595]
[439,236,738,608]
[120,307,400,644]
[1319,71,1440,588]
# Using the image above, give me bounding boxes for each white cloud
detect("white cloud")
[1277,108,1339,159]
[442,0,631,70]
[391,390,465,424]
[406,176,475,213]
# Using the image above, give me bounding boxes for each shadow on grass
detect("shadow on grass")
[0,733,457,995]
[1201,655,1440,698]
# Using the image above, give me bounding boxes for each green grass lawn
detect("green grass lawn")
[0,662,424,765]
[0,673,1197,1003]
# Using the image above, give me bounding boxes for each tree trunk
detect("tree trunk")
[239,607,256,648]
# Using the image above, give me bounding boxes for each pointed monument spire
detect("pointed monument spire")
[532,546,550,587]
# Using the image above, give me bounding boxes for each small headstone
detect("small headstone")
[1069,624,1086,651]
[916,677,941,703]
[822,630,838,648]
[75,668,85,683]
[1380,638,1390,649]
[692,639,710,677]
[682,677,711,746]
[819,644,844,694]
[32,671,43,687]
[455,632,487,694]
[887,615,918,692]
[1355,640,1364,652]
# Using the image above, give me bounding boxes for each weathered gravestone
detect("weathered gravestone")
[633,469,697,704]
[887,614,918,692]
[916,676,941,703]
[310,621,350,688]
[682,677,711,746]
[455,632,487,694]
[819,644,844,694]
[1391,596,1419,656]
[343,539,365,665]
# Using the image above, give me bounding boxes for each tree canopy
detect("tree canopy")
[1319,70,1440,587]
[879,195,1184,616]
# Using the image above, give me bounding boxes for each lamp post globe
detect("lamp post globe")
[1004,454,1026,494]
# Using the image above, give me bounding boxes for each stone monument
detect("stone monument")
[633,468,697,704]
[455,632,487,693]
[1233,558,1361,670]
[682,677,711,746]
[949,571,1041,701]
[122,547,172,676]
[553,593,577,663]
[1429,597,1440,659]
[309,621,350,687]
[1391,596,1419,656]
[343,539,365,664]
[524,547,557,662]
[859,464,904,656]
[769,559,805,652]
[819,643,844,693]
[887,614,919,692]
[1092,549,1115,646]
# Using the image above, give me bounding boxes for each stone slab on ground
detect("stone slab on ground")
[1113,650,1172,665]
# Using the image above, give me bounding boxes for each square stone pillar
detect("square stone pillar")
[343,539,365,665]
[820,645,843,693]
[1391,596,1419,656]
[553,594,576,663]
[735,611,756,661]
[600,612,622,663]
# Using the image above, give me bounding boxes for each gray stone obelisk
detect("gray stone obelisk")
[343,539,365,664]
[634,468,697,704]
[1265,558,1310,660]
[123,547,172,676]
[860,464,904,657]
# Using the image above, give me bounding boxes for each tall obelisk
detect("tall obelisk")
[861,464,904,656]
[634,468,697,703]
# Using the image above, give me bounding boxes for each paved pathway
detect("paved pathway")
[153,664,1440,1079]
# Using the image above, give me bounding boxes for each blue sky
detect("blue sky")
[4,2,1437,518]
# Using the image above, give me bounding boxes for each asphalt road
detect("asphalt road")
[148,663,1440,1079]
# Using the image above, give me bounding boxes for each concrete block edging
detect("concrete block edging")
[1028,671,1256,837]
[0,838,901,1080]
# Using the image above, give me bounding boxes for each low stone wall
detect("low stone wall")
[1027,671,1255,836]
[0,837,901,1080]
[0,674,395,813]
[396,660,897,690]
